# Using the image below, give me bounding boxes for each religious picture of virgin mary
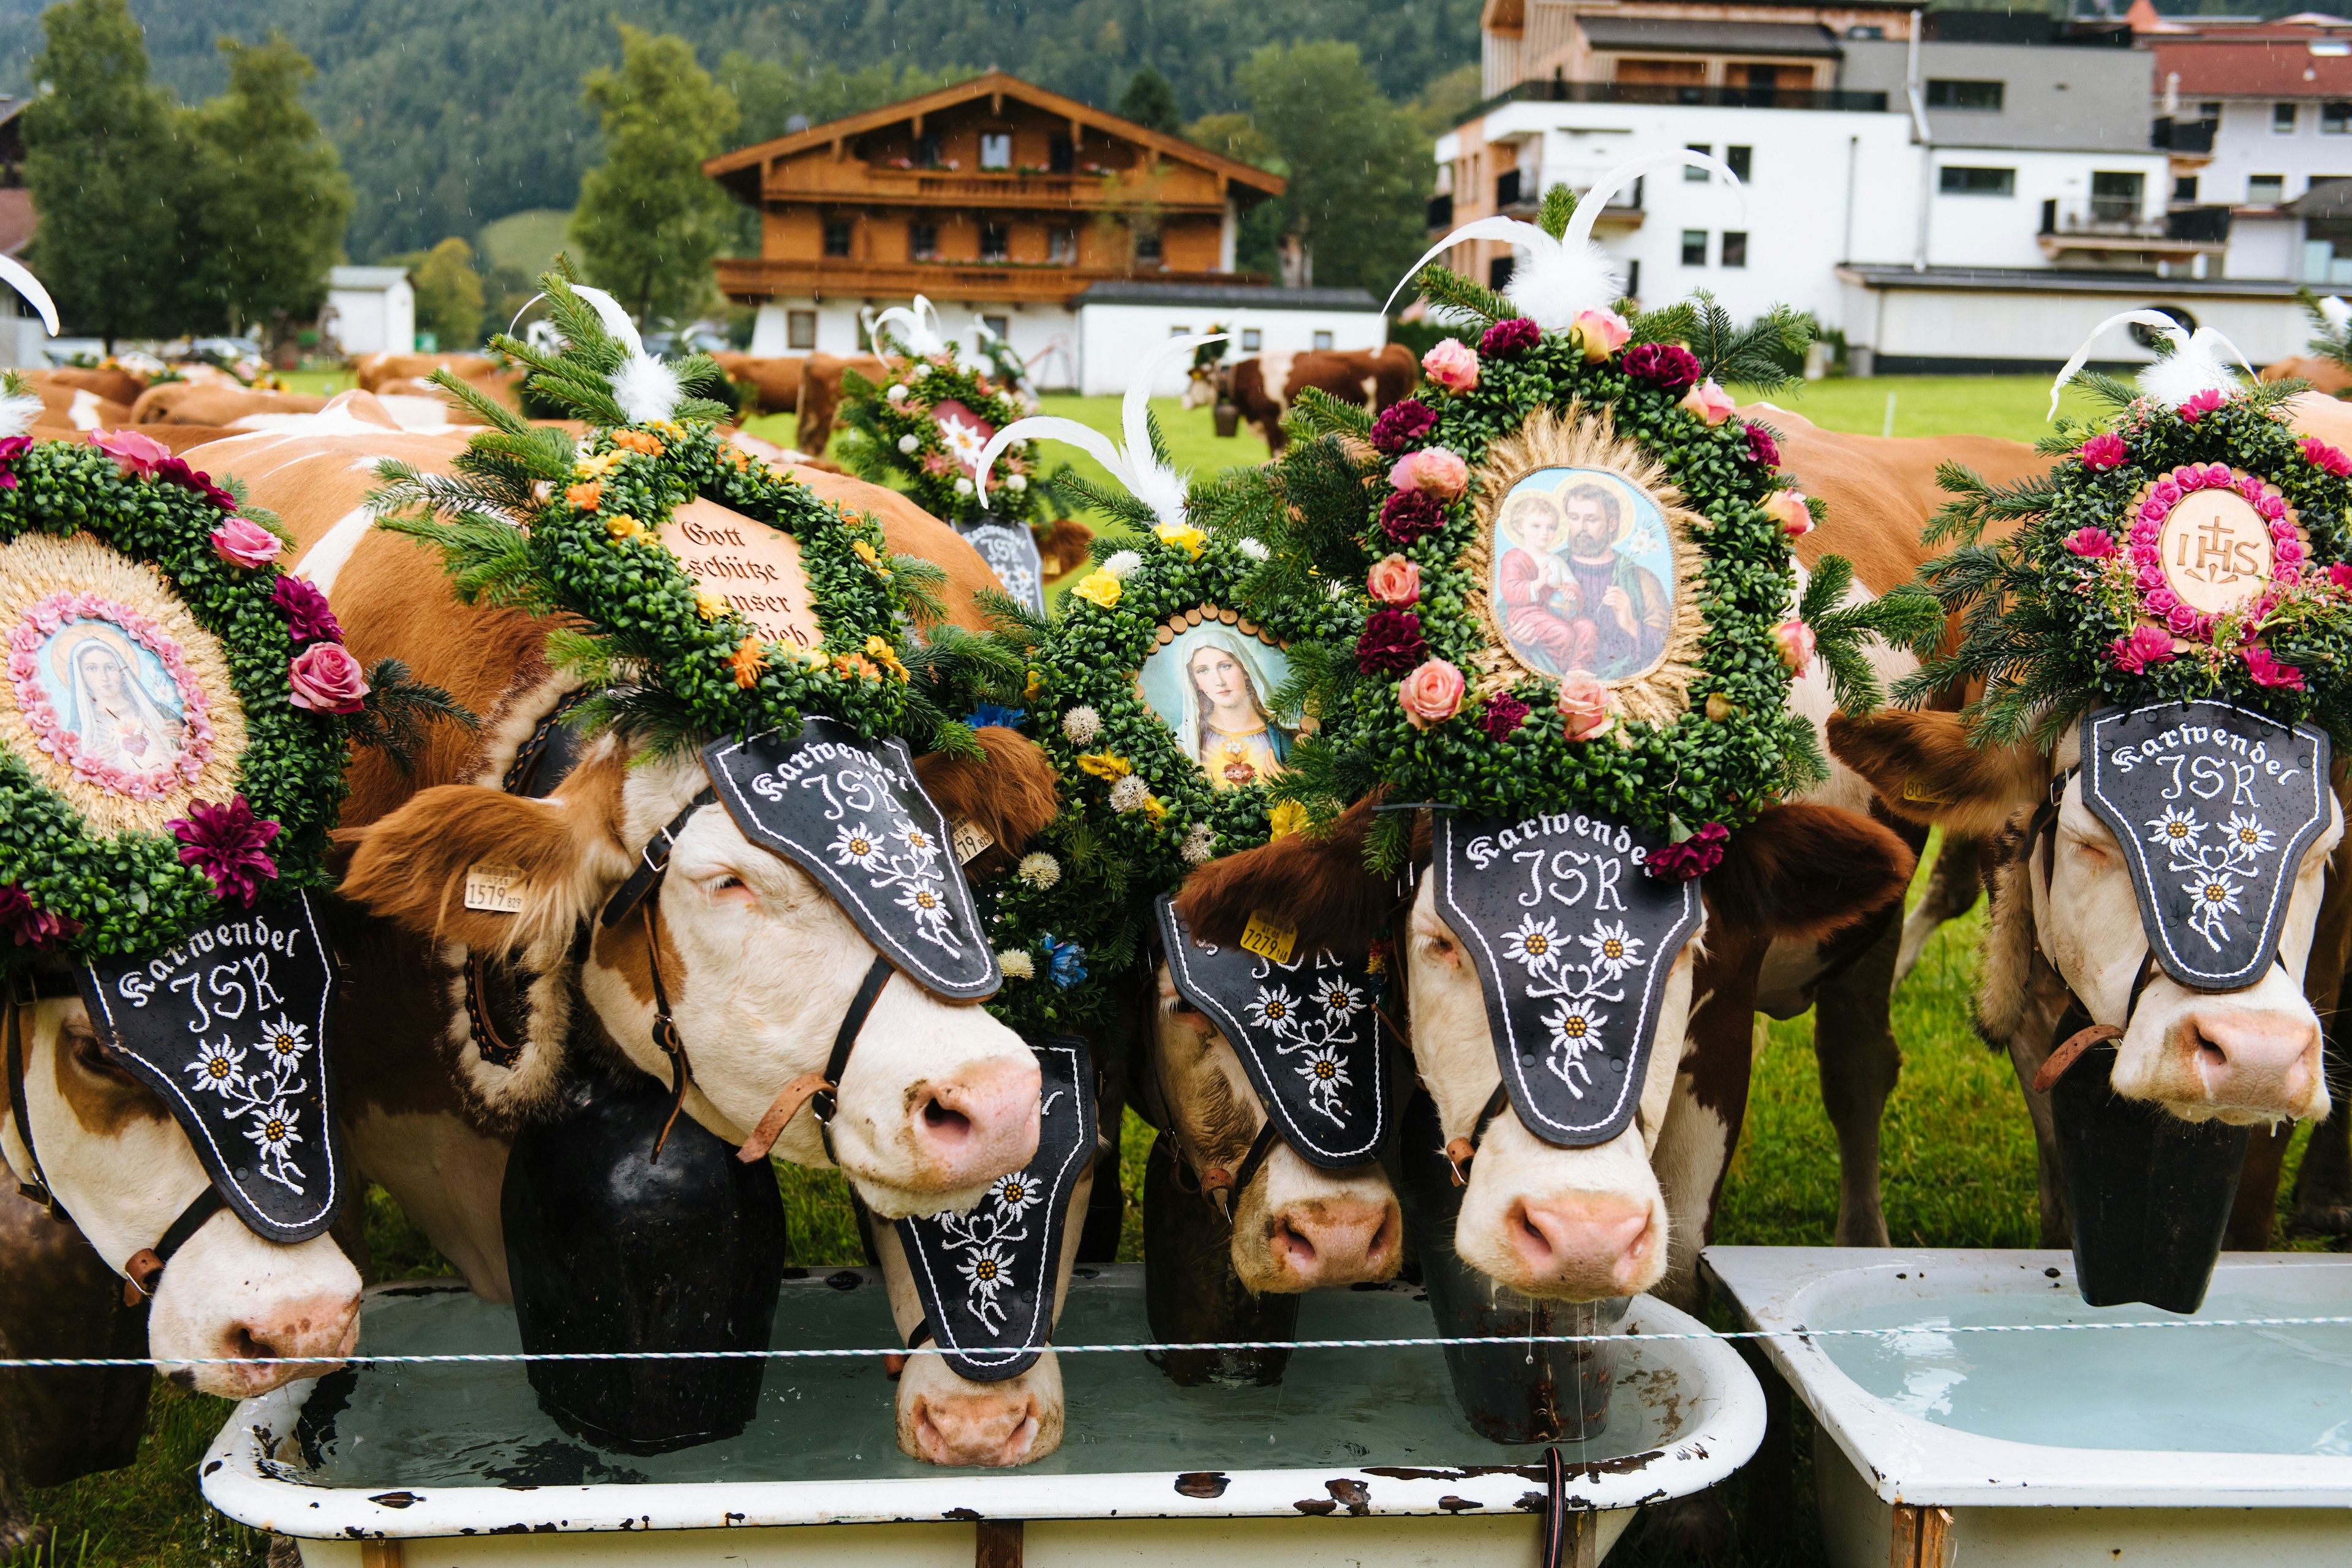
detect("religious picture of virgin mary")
[43,622,189,778]
[1137,626,1305,791]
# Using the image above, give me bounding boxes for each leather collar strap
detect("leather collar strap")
[601,788,718,932]
[639,900,694,1163]
[120,1186,228,1308]
[735,954,895,1163]
[5,989,58,1211]
[1196,1119,1281,1218]
[1444,1083,1512,1188]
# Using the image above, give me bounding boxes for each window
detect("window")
[1681,228,1708,265]
[1721,231,1749,268]
[982,315,1010,340]
[1725,145,1752,181]
[2250,173,2286,203]
[2174,175,2200,202]
[1939,165,2016,196]
[980,132,1012,169]
[1625,259,1640,300]
[1925,79,2004,111]
[1049,135,1075,174]
[2090,170,2144,222]
[908,222,939,260]
[1047,227,1076,264]
[2277,102,2299,134]
[822,219,852,258]
[786,310,816,351]
[2328,102,2352,135]
[2201,102,2222,120]
[1313,330,1334,351]
[980,221,1009,260]
[1684,145,1712,181]
[1134,227,1163,263]
[1241,328,1262,352]
[1488,255,1515,288]
[1495,168,1522,206]
[1847,25,1884,40]
[917,131,943,165]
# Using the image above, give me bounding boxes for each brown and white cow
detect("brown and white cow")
[128,383,329,426]
[1215,345,1420,454]
[24,365,148,409]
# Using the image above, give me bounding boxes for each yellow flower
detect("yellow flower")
[604,513,646,543]
[728,636,767,690]
[693,587,731,620]
[1154,521,1207,560]
[864,635,911,682]
[1076,752,1132,780]
[1071,571,1123,608]
[1268,799,1311,839]
[853,539,882,566]
[573,451,623,480]
[1023,668,1044,698]
[1140,794,1169,824]
[567,480,604,511]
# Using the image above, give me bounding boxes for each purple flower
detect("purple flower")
[0,883,78,949]
[168,796,282,907]
[1479,693,1529,741]
[1646,823,1728,881]
[1369,399,1438,455]
[1355,609,1427,676]
[1479,317,1540,357]
[1744,423,1780,469]
[1621,343,1703,396]
[0,434,29,491]
[1379,487,1445,546]
[271,575,344,644]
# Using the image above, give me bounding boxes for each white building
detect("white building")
[322,266,415,357]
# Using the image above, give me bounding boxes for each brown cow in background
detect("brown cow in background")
[24,366,146,408]
[1220,344,1417,453]
[2261,355,2352,396]
[793,352,889,456]
[352,352,522,410]
[710,352,805,417]
[129,384,330,425]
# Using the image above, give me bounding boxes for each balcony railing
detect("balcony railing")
[1456,78,1890,126]
[714,256,1271,304]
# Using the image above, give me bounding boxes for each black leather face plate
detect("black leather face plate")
[2082,702,2333,991]
[894,1036,1095,1382]
[703,716,1000,998]
[957,519,1047,616]
[1154,894,1390,1168]
[1434,812,1701,1147]
[74,891,344,1242]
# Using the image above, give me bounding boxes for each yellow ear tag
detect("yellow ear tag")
[463,864,527,914]
[1901,778,1953,805]
[1238,911,1298,965]
[949,817,995,865]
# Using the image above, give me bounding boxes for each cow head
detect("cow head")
[339,725,1061,1218]
[1177,800,1910,1300]
[1148,963,1401,1292]
[1833,709,2340,1125]
[1,995,360,1398]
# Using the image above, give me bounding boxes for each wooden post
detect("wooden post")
[1888,1503,1954,1568]
[975,1518,1023,1568]
[358,1542,405,1568]
[1562,1510,1597,1568]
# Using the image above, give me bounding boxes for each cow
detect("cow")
[792,352,889,458]
[2261,355,2352,397]
[1219,345,1420,454]
[24,380,130,431]
[128,384,328,426]
[710,352,804,418]
[25,366,146,408]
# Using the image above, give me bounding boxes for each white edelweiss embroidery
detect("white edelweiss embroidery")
[954,1240,1016,1330]
[243,1099,305,1191]
[1295,1044,1351,1117]
[2146,805,2204,848]
[1501,914,1562,970]
[989,1171,1043,1220]
[1540,1000,1609,1095]
[898,881,952,935]
[2146,797,2273,952]
[1246,986,1301,1030]
[1314,976,1364,1019]
[186,1038,245,1098]
[831,823,884,869]
[2223,812,2277,858]
[2183,872,2245,946]
[1580,921,1644,982]
[257,1014,310,1066]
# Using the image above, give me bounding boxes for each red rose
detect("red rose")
[1355,608,1427,676]
[1479,318,1540,357]
[1370,399,1438,455]
[1623,344,1703,396]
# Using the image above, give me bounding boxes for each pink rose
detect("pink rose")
[1556,671,1615,742]
[1761,488,1814,537]
[1678,379,1737,426]
[2078,432,2127,470]
[2238,475,2264,501]
[2152,481,2183,508]
[2064,527,2118,559]
[2260,492,2288,520]
[92,427,171,477]
[2272,520,2299,541]
[1571,307,1632,362]
[2145,586,2181,615]
[2277,537,2306,567]
[1397,658,1466,729]
[1773,617,1816,675]
[2331,562,2352,591]
[2128,544,2160,568]
[1389,446,1468,500]
[2136,565,2167,592]
[2165,601,2201,636]
[2108,624,2177,673]
[2205,462,2233,488]
[1366,552,1422,607]
[2138,500,2169,526]
[1420,338,1480,394]
[210,518,281,569]
[287,643,369,715]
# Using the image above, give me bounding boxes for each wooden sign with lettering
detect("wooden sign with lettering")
[2159,489,2275,614]
[661,497,822,649]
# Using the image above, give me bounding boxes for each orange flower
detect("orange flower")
[832,651,882,682]
[567,480,603,511]
[729,635,767,689]
[611,429,665,457]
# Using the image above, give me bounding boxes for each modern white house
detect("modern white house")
[322,266,415,357]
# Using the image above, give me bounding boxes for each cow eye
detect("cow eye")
[703,873,755,905]
[69,1031,139,1087]
[2068,837,2111,865]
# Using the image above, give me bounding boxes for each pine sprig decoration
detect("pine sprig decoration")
[349,659,480,772]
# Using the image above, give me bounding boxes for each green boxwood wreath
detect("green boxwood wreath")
[838,349,1060,532]
[0,439,356,961]
[1909,379,2352,747]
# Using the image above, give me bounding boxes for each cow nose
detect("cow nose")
[907,1054,1042,1188]
[1265,1196,1401,1288]
[216,1290,361,1395]
[1503,1194,1656,1298]
[908,1387,1044,1468]
[2178,1008,2321,1115]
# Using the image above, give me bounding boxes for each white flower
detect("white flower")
[245,1099,302,1161]
[1501,913,1562,971]
[901,824,937,857]
[1313,976,1363,1019]
[1238,537,1270,562]
[1325,579,1349,601]
[1541,1002,1608,1092]
[1018,852,1061,889]
[1101,549,1143,579]
[1626,524,1665,559]
[2223,812,2276,858]
[897,880,952,932]
[989,1170,1044,1219]
[185,1038,245,1098]
[1063,706,1102,744]
[956,1240,1016,1327]
[886,383,909,402]
[897,432,921,453]
[256,1015,311,1067]
[830,823,884,869]
[910,362,932,380]
[1109,774,1152,812]
[1181,821,1216,864]
[2147,805,2204,850]
[1006,473,1028,492]
[954,477,974,496]
[1579,920,1645,981]
[938,412,989,467]
[2184,872,2244,929]
[999,949,1036,980]
[1297,1044,1351,1098]
[1247,985,1302,1030]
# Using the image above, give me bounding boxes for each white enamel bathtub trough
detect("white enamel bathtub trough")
[1703,1247,2352,1568]
[203,1267,1763,1567]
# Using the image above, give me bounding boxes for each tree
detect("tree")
[1117,66,1183,135]
[1233,42,1431,296]
[718,53,971,145]
[407,236,486,349]
[568,25,741,325]
[184,30,352,337]
[21,0,190,346]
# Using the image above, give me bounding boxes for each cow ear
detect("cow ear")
[1828,710,2045,838]
[914,726,1060,877]
[1175,796,1390,952]
[1706,803,1915,944]
[337,756,630,957]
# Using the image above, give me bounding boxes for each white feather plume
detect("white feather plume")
[873,295,950,358]
[505,283,682,424]
[0,255,59,337]
[0,388,40,439]
[974,334,1223,525]
[2047,309,2253,418]
[2321,294,2352,339]
[1385,148,1743,330]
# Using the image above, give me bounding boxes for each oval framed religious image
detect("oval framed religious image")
[2146,467,2294,617]
[1135,607,1314,793]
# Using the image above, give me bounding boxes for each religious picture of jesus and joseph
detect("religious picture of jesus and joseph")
[1491,466,1675,681]
[1137,624,1310,791]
